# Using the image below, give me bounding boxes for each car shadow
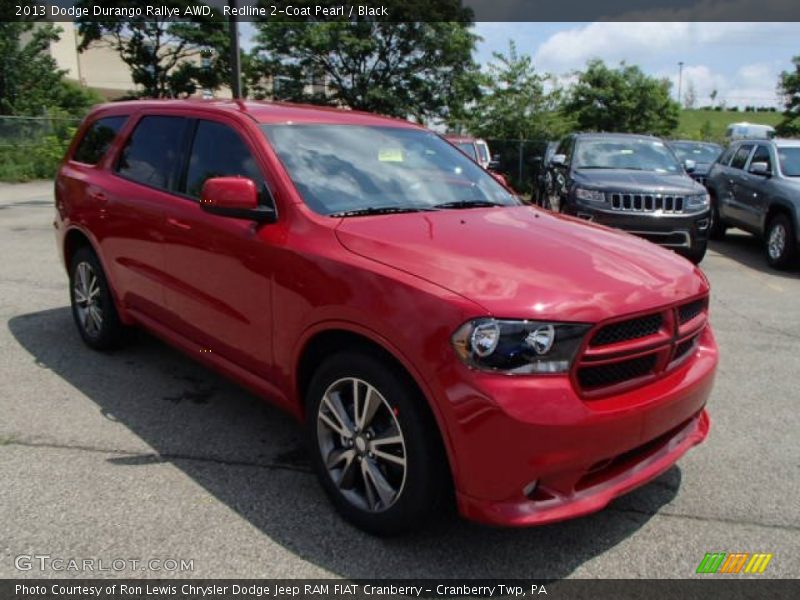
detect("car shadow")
[709,230,800,279]
[8,307,682,579]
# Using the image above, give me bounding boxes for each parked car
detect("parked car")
[444,134,493,169]
[531,140,559,207]
[725,122,775,142]
[667,140,723,187]
[544,133,711,263]
[55,101,717,534]
[705,138,800,268]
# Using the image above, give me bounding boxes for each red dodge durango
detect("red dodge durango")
[55,100,717,534]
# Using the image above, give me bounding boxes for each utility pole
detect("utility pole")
[677,61,684,106]
[228,0,242,99]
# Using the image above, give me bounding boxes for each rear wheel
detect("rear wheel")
[765,213,798,270]
[306,351,448,535]
[69,247,127,350]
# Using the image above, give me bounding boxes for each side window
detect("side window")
[749,145,772,171]
[184,120,265,199]
[73,116,128,165]
[717,146,736,166]
[730,144,754,170]
[555,136,574,165]
[116,116,188,190]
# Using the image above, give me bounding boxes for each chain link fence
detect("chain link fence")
[0,116,80,181]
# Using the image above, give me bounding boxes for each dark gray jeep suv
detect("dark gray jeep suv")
[705,139,800,269]
[545,133,711,263]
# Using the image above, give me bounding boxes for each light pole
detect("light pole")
[228,0,242,99]
[677,61,684,106]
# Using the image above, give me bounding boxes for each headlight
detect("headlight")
[574,187,606,204]
[685,193,710,211]
[452,318,592,374]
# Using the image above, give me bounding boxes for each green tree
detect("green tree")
[776,55,800,136]
[565,59,680,136]
[250,0,479,123]
[0,21,85,116]
[464,41,568,141]
[75,0,230,98]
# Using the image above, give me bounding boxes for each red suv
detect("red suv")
[55,100,718,534]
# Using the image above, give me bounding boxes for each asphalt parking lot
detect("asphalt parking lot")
[1,180,798,579]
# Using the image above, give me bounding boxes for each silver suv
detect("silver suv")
[706,139,800,269]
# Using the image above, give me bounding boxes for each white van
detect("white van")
[725,122,776,141]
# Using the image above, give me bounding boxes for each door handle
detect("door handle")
[89,191,107,202]
[166,217,192,231]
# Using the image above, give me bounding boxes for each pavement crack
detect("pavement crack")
[1,439,313,474]
[610,505,800,532]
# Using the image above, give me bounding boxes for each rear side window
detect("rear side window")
[184,120,265,199]
[73,116,127,165]
[717,145,736,166]
[116,116,188,190]
[730,145,754,170]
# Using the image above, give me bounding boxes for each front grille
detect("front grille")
[578,354,657,389]
[678,298,706,324]
[607,192,684,213]
[591,313,663,346]
[673,336,697,361]
[575,295,709,396]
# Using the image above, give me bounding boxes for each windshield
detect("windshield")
[574,138,682,173]
[454,141,478,161]
[262,125,518,215]
[670,142,723,163]
[778,147,800,177]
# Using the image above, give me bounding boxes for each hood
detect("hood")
[573,169,705,194]
[335,206,708,322]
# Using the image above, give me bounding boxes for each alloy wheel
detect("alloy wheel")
[316,377,407,512]
[768,223,786,261]
[73,261,103,337]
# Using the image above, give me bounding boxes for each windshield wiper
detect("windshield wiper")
[433,200,503,209]
[329,206,436,218]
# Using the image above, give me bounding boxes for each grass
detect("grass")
[676,109,783,142]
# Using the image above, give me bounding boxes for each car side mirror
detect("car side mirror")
[748,161,771,176]
[550,154,566,167]
[683,159,696,173]
[200,177,277,223]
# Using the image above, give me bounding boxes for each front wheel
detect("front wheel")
[681,238,708,265]
[765,213,798,270]
[69,247,127,350]
[306,351,449,535]
[708,195,727,240]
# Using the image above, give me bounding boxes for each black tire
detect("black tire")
[69,246,127,350]
[681,237,708,265]
[708,194,727,240]
[765,213,798,270]
[305,351,449,535]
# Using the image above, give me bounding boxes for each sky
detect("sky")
[472,22,800,108]
[243,21,798,109]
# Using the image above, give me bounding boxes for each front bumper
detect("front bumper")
[437,325,718,527]
[571,201,710,249]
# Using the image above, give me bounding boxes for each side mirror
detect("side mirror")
[550,153,566,167]
[683,159,696,173]
[749,161,771,176]
[200,177,276,223]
